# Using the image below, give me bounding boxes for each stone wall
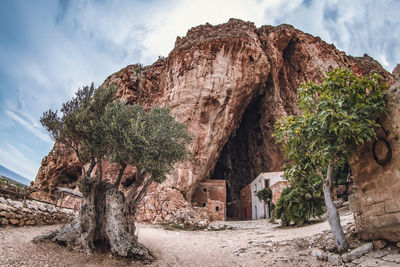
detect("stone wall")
[349,77,400,242]
[0,196,75,227]
[270,180,289,205]
[135,186,209,228]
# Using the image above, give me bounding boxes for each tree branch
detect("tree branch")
[132,177,153,211]
[86,160,96,177]
[114,163,127,187]
[125,169,144,204]
[98,158,103,181]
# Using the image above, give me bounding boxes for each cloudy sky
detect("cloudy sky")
[0,0,399,180]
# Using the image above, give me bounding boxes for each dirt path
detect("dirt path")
[0,212,355,266]
[141,212,354,266]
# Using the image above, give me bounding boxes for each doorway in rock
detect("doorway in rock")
[210,92,270,220]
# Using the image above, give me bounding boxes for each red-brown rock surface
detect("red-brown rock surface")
[32,19,393,222]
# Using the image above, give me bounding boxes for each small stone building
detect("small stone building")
[192,180,226,221]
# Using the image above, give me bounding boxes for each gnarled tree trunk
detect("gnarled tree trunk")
[323,164,349,252]
[35,177,152,260]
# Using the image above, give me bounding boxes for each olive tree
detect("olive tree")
[39,84,191,258]
[274,69,387,252]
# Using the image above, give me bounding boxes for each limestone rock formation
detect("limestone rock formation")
[32,19,392,222]
[349,67,400,242]
[31,143,81,201]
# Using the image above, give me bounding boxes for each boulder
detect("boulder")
[373,240,388,250]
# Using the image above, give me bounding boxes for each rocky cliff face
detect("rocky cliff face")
[32,19,392,221]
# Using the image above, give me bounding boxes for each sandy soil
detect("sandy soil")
[0,212,355,267]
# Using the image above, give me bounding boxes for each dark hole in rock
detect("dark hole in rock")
[249,55,254,62]
[202,202,206,207]
[56,240,67,247]
[59,166,81,188]
[210,91,270,219]
[216,206,220,211]
[122,173,136,187]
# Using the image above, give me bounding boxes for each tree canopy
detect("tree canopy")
[41,84,191,184]
[274,68,387,168]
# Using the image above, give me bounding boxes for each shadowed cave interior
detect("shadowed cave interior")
[210,91,271,218]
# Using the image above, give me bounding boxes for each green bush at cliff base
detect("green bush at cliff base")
[274,173,325,226]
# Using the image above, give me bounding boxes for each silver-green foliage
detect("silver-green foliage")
[103,102,191,183]
[41,84,191,185]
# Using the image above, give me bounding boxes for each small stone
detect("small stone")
[396,242,400,248]
[18,219,25,227]
[373,240,388,250]
[25,220,35,225]
[311,248,326,260]
[326,252,343,266]
[5,212,15,219]
[9,218,19,225]
[0,203,10,212]
[7,199,23,209]
[0,217,8,225]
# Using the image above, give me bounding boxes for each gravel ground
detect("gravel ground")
[2,210,390,267]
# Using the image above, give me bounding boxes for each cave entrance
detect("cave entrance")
[210,91,270,220]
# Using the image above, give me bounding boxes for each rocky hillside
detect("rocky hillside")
[32,19,393,222]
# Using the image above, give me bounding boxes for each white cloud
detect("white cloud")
[0,143,39,180]
[140,0,281,62]
[5,110,52,144]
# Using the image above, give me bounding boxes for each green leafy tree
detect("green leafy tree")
[256,187,274,219]
[256,187,272,202]
[274,68,387,251]
[40,84,191,258]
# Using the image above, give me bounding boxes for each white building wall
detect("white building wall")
[250,172,284,220]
